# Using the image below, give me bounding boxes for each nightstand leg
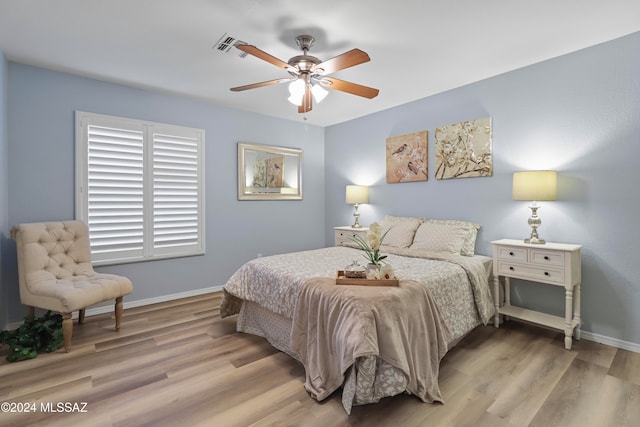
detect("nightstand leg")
[503,277,511,322]
[564,287,574,350]
[504,277,511,306]
[574,282,581,341]
[493,275,500,328]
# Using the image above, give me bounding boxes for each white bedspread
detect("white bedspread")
[221,246,494,343]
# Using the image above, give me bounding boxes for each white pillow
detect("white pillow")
[410,221,468,254]
[378,216,423,248]
[383,215,425,223]
[424,219,480,256]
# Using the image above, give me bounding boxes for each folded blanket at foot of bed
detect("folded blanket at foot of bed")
[290,277,450,405]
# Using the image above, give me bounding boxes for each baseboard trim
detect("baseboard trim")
[580,331,640,353]
[84,285,224,316]
[6,288,639,354]
[5,285,224,330]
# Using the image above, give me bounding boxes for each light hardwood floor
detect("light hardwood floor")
[1,292,638,427]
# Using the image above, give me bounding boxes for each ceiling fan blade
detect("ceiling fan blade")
[230,78,293,92]
[321,77,379,99]
[312,49,370,75]
[298,84,313,113]
[236,44,297,73]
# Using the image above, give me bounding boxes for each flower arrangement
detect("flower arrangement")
[350,222,389,266]
[350,223,396,280]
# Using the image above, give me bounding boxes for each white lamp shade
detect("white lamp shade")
[345,185,369,204]
[311,83,328,103]
[512,170,558,201]
[288,79,305,105]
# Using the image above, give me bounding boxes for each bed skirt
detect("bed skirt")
[237,300,409,413]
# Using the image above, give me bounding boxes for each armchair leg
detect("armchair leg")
[115,296,123,331]
[62,313,73,353]
[27,306,35,317]
[79,309,86,324]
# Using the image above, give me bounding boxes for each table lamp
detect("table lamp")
[345,185,369,228]
[512,170,557,244]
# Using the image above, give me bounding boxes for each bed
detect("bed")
[220,216,495,414]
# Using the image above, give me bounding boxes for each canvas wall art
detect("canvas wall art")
[252,159,267,187]
[386,131,428,183]
[435,117,492,180]
[267,156,284,187]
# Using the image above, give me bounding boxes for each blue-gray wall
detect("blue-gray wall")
[325,33,640,347]
[3,33,639,349]
[4,63,325,325]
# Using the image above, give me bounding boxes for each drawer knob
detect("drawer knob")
[509,266,515,271]
[544,255,550,260]
[544,272,550,276]
[509,251,514,256]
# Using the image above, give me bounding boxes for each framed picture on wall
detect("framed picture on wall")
[434,117,493,180]
[386,131,428,183]
[238,142,302,200]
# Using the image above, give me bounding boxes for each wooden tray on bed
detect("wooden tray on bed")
[335,270,399,287]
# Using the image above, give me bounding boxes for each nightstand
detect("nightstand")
[334,226,369,247]
[492,239,582,350]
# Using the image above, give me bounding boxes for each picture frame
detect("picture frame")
[237,142,302,200]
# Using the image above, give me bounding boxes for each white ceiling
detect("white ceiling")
[1,1,638,127]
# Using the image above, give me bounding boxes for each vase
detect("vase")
[366,263,380,278]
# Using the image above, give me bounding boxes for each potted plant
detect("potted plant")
[0,311,64,362]
[350,222,395,279]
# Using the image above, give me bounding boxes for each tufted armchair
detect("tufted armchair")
[11,221,133,352]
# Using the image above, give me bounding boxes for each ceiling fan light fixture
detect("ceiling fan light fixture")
[287,93,304,106]
[311,83,328,103]
[288,78,305,105]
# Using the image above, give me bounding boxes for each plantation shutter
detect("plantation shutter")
[152,129,203,255]
[86,122,145,262]
[76,112,205,265]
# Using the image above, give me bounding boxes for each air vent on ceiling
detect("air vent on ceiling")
[213,33,248,58]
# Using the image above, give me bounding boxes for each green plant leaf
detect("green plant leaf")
[0,312,64,362]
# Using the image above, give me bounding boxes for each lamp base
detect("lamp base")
[524,203,546,244]
[352,203,362,228]
[524,237,546,244]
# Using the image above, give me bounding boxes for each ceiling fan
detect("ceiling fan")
[230,35,379,113]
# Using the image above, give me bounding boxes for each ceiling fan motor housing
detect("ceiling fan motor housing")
[288,55,321,72]
[289,35,322,74]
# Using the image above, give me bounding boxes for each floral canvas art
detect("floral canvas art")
[386,131,428,183]
[435,117,492,180]
[252,159,267,187]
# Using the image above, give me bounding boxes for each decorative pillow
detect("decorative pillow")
[423,219,480,256]
[383,215,425,223]
[378,215,423,248]
[410,221,469,254]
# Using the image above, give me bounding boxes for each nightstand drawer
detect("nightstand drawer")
[496,246,528,262]
[335,230,355,246]
[497,261,565,284]
[334,228,368,247]
[530,249,565,267]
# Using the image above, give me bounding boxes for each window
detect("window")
[75,111,205,265]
